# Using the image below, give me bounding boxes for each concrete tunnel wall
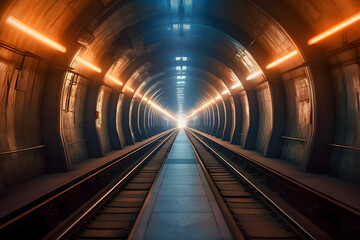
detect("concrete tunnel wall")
[0,0,360,196]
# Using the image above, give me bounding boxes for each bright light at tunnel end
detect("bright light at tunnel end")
[177,118,187,128]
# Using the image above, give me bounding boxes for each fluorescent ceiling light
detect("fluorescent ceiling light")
[125,86,134,92]
[106,75,123,85]
[266,50,298,69]
[308,11,360,45]
[231,83,242,89]
[76,56,102,73]
[246,70,263,80]
[6,16,67,53]
[185,0,192,6]
[170,0,179,13]
[184,0,193,14]
[176,66,187,70]
[222,90,230,95]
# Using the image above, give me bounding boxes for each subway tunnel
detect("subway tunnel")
[0,0,360,239]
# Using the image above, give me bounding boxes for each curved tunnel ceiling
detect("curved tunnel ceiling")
[1,0,328,118]
[68,0,281,117]
[1,0,360,144]
[0,0,358,122]
[110,1,262,115]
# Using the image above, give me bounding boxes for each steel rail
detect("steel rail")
[191,129,360,217]
[185,130,245,240]
[0,129,175,231]
[52,129,178,240]
[186,128,315,240]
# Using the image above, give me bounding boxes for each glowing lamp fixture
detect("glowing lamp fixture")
[308,11,360,45]
[106,75,123,85]
[151,104,176,120]
[143,97,148,101]
[177,76,186,79]
[246,70,263,80]
[6,16,67,53]
[231,83,242,89]
[183,24,191,30]
[125,86,134,93]
[185,0,192,6]
[222,89,230,95]
[170,0,179,12]
[76,56,102,73]
[187,109,198,119]
[176,66,187,70]
[175,57,187,61]
[266,50,298,69]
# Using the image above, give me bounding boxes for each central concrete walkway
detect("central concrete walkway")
[130,129,232,240]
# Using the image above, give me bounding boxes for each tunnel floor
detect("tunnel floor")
[130,130,232,240]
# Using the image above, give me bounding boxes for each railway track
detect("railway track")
[0,129,178,239]
[2,127,357,240]
[57,130,178,240]
[186,128,325,240]
[186,128,360,240]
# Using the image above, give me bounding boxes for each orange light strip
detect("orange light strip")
[143,99,176,120]
[186,96,220,119]
[106,75,123,86]
[202,102,209,109]
[76,56,102,73]
[152,104,176,120]
[6,16,67,53]
[246,70,263,80]
[308,11,360,45]
[222,89,230,95]
[266,50,298,69]
[215,95,222,100]
[187,108,200,119]
[125,86,134,93]
[231,83,242,89]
